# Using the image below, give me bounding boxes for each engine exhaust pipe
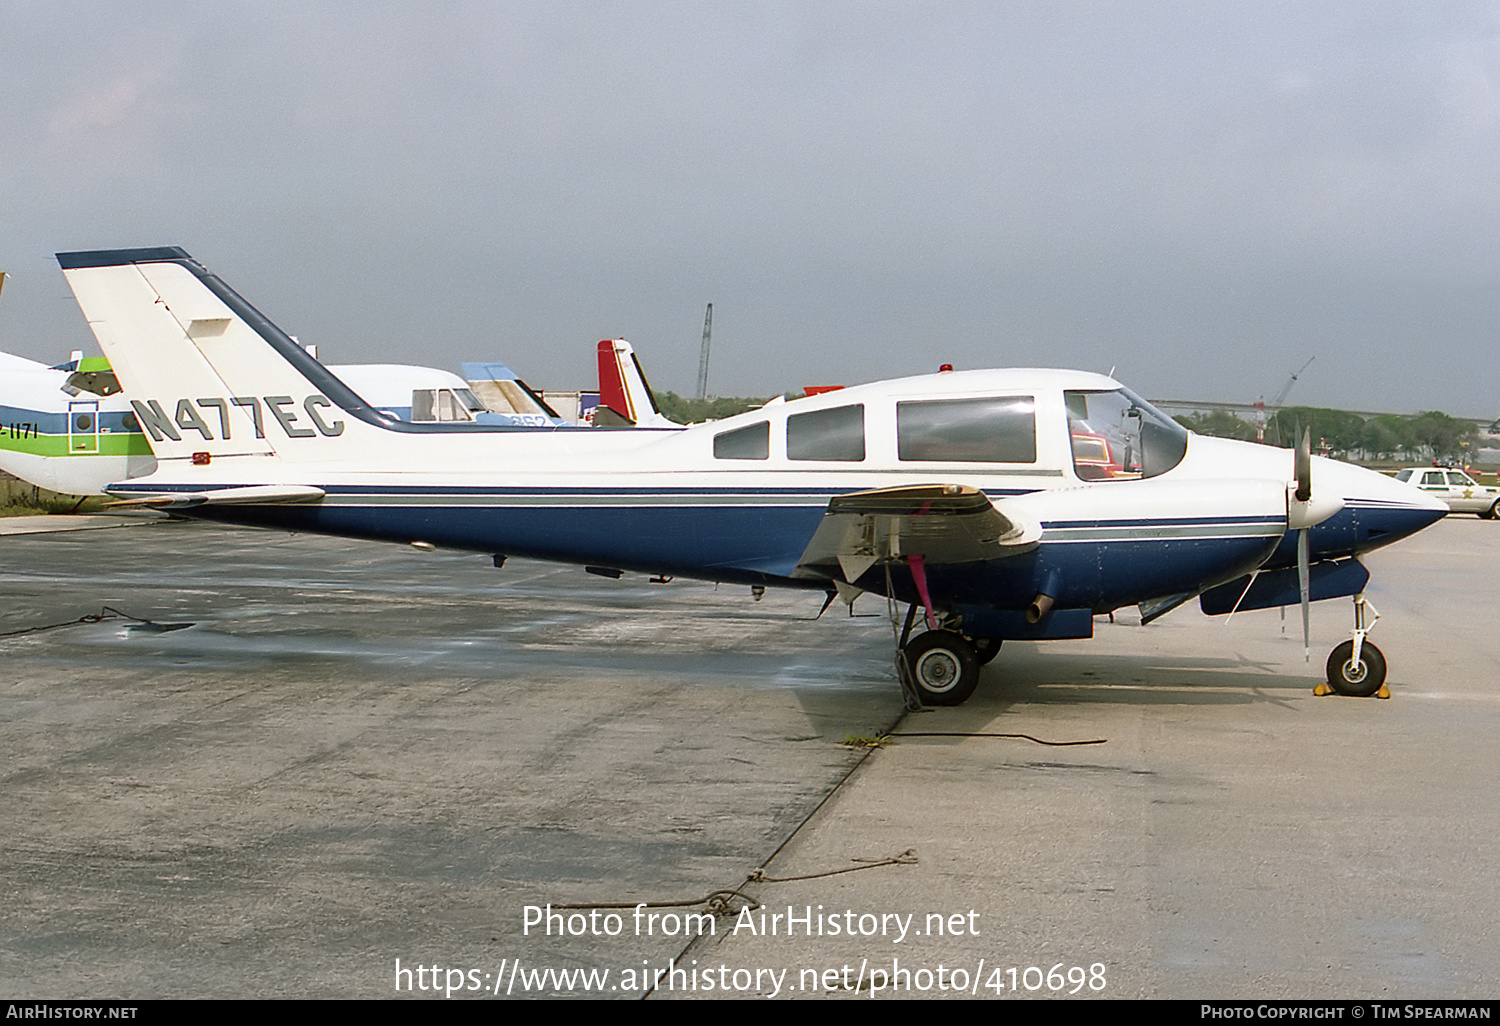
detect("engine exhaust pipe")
[1026,593,1055,624]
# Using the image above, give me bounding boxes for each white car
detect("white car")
[1395,468,1500,519]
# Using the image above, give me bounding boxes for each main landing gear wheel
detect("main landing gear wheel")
[1325,640,1387,698]
[903,630,981,706]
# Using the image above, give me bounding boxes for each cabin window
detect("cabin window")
[453,388,487,416]
[411,389,479,423]
[896,397,1036,463]
[714,421,769,460]
[1065,388,1188,481]
[412,389,435,422]
[437,389,469,421]
[787,404,865,462]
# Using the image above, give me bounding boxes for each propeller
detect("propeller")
[1295,426,1312,504]
[1295,428,1311,661]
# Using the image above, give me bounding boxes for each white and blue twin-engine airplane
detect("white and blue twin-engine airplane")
[56,247,1446,705]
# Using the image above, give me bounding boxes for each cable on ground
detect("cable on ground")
[0,606,192,638]
[553,848,919,918]
[889,731,1107,746]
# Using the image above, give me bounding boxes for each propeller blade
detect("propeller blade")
[1295,427,1312,503]
[1295,427,1312,661]
[1297,526,1311,662]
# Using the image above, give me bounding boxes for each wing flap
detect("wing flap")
[795,484,1039,581]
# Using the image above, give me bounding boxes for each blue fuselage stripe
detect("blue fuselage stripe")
[110,480,1439,613]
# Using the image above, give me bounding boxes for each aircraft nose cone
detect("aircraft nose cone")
[1334,461,1447,554]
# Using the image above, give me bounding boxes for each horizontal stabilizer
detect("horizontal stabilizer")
[105,484,326,509]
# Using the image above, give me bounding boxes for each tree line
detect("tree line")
[654,391,771,424]
[1173,407,1483,462]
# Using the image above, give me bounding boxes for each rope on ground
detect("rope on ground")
[746,848,917,884]
[553,848,919,917]
[890,731,1107,746]
[0,606,189,638]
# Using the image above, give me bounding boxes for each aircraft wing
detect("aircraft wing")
[794,484,1040,584]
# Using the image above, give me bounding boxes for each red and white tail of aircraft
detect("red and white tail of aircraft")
[595,339,678,429]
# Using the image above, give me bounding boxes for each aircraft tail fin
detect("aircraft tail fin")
[595,339,675,428]
[57,248,389,467]
[461,361,564,424]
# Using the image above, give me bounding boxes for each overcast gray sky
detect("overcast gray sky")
[3,1,1499,415]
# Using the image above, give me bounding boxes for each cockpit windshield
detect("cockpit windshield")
[1065,388,1188,481]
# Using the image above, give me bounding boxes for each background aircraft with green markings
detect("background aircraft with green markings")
[0,349,571,498]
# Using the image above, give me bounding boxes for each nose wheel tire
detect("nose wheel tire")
[903,630,981,706]
[1325,640,1387,698]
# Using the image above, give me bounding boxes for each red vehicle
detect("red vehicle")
[1070,429,1138,481]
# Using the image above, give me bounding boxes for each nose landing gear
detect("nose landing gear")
[1316,593,1389,698]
